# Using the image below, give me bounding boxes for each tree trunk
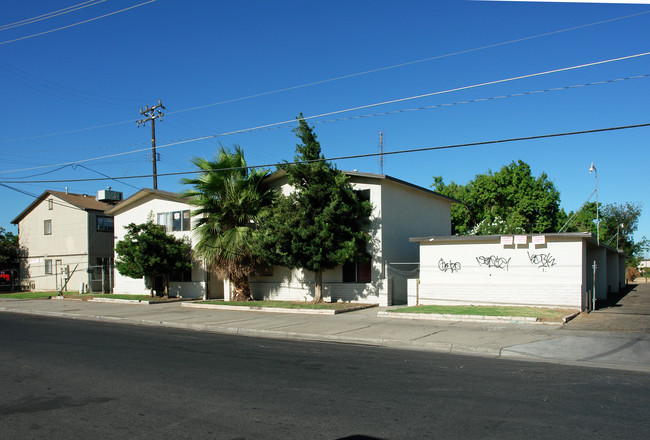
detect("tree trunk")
[313,269,323,303]
[231,275,252,301]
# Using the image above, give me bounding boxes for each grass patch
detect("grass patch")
[0,291,55,299]
[391,305,575,319]
[202,300,369,310]
[0,292,168,301]
[72,294,166,301]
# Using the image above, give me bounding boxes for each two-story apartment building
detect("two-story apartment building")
[106,188,214,299]
[11,189,121,292]
[248,171,455,306]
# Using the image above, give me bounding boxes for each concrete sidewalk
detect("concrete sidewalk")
[1,283,649,373]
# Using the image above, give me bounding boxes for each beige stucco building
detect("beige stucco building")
[12,190,119,292]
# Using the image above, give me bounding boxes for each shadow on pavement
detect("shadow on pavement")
[595,283,637,310]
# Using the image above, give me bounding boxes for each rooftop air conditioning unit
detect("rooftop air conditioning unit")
[97,188,123,203]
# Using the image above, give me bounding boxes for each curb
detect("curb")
[377,310,563,325]
[182,302,378,315]
[51,296,200,305]
[0,306,500,358]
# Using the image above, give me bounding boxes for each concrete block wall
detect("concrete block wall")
[413,237,586,309]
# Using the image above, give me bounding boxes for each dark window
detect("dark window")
[172,211,182,231]
[44,259,52,274]
[182,210,191,231]
[44,219,52,235]
[343,254,371,283]
[170,266,192,282]
[96,216,114,232]
[356,189,371,202]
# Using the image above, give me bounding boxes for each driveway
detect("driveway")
[562,280,650,333]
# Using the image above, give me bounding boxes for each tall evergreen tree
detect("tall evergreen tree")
[258,115,372,302]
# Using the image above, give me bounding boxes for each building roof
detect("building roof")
[105,188,188,216]
[263,169,459,203]
[11,190,114,224]
[409,232,594,243]
[409,232,625,255]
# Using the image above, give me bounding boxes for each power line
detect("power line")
[2,121,648,184]
[0,69,647,176]
[5,73,648,158]
[1,9,647,143]
[72,164,141,190]
[0,183,86,212]
[0,0,109,31]
[0,0,158,46]
[165,10,650,116]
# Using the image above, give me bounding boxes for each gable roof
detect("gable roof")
[263,169,458,203]
[12,190,113,224]
[105,188,188,216]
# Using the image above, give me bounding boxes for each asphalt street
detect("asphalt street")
[1,281,649,372]
[1,313,648,440]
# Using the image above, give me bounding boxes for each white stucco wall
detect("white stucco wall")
[380,179,452,304]
[247,173,451,306]
[413,236,586,309]
[112,195,207,298]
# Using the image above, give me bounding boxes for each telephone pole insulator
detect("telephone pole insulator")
[137,99,165,190]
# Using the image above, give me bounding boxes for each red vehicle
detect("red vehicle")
[0,270,10,284]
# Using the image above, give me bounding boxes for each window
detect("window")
[356,189,371,202]
[96,216,114,232]
[182,210,191,231]
[343,254,371,283]
[44,219,52,235]
[170,266,192,282]
[157,210,191,232]
[44,259,53,274]
[48,198,53,210]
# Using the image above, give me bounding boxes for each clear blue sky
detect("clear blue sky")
[1,0,648,253]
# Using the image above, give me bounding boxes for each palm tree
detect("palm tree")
[183,146,274,301]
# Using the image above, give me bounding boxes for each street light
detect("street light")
[589,162,599,245]
[617,223,624,251]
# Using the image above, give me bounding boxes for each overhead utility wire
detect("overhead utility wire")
[72,164,141,190]
[1,10,646,144]
[312,74,650,125]
[0,0,158,46]
[2,122,649,184]
[4,73,647,158]
[166,9,650,116]
[0,64,650,174]
[1,50,648,176]
[0,0,109,31]
[0,183,86,212]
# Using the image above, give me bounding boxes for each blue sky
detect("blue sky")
[1,0,648,253]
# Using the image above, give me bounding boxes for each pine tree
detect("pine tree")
[258,115,372,302]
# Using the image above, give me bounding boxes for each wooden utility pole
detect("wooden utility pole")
[379,131,384,175]
[137,100,165,189]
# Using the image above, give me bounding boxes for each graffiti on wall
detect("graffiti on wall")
[438,258,461,273]
[476,255,511,271]
[527,251,556,270]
